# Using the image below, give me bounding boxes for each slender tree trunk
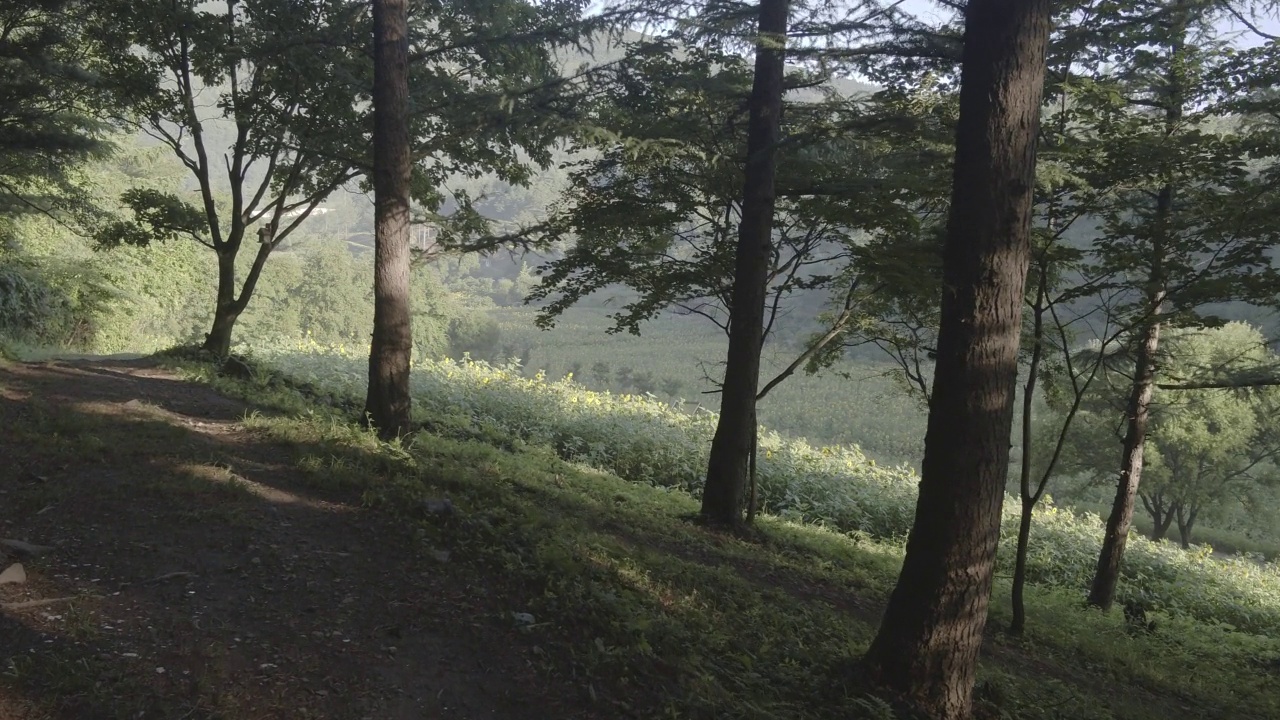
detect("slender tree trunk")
[1087,312,1163,608]
[862,1,1050,717]
[1175,503,1197,549]
[1011,268,1047,637]
[700,0,788,528]
[1142,492,1175,541]
[1087,0,1186,613]
[1010,502,1036,637]
[364,0,413,439]
[202,250,241,357]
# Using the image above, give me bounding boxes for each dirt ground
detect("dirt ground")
[0,358,591,720]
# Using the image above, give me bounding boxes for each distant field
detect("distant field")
[486,307,1280,560]
[487,306,928,467]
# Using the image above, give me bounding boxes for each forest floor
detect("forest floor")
[1,356,1276,720]
[0,357,582,720]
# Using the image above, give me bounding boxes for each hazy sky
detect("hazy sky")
[894,0,1280,47]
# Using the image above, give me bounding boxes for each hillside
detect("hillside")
[3,353,1278,719]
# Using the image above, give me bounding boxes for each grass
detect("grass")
[1069,500,1280,562]
[204,341,1280,640]
[489,306,928,467]
[493,307,1280,561]
[162,353,1280,720]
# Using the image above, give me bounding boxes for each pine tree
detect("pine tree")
[0,1,113,219]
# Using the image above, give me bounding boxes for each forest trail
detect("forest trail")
[0,357,583,720]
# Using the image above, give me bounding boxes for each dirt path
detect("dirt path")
[0,358,581,720]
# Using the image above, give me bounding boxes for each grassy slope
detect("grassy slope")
[160,355,1280,720]
[492,306,1280,558]
[490,306,928,467]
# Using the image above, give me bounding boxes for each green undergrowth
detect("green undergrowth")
[1068,500,1280,562]
[174,344,1280,643]
[164,353,1280,720]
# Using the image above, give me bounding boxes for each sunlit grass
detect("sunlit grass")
[170,365,1280,719]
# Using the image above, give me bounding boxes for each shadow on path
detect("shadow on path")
[0,358,580,720]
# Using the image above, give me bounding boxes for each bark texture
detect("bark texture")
[364,0,414,439]
[862,1,1051,717]
[1088,316,1163,608]
[700,0,788,527]
[203,251,240,357]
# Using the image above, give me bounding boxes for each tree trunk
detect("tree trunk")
[1152,509,1174,541]
[1010,499,1035,637]
[1175,502,1197,549]
[202,250,240,357]
[700,0,788,528]
[1141,492,1175,541]
[1087,0,1185,613]
[862,1,1050,717]
[364,0,414,439]
[1087,314,1162,609]
[1011,267,1047,637]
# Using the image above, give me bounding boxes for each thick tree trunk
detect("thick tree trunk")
[364,0,414,439]
[202,251,240,357]
[862,1,1050,718]
[700,0,788,528]
[1087,314,1162,609]
[203,309,238,358]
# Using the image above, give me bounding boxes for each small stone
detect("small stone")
[0,563,26,585]
[512,612,535,626]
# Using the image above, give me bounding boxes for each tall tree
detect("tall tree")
[365,0,413,437]
[861,2,1050,719]
[1008,2,1118,633]
[1078,0,1280,609]
[451,2,922,524]
[699,0,789,527]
